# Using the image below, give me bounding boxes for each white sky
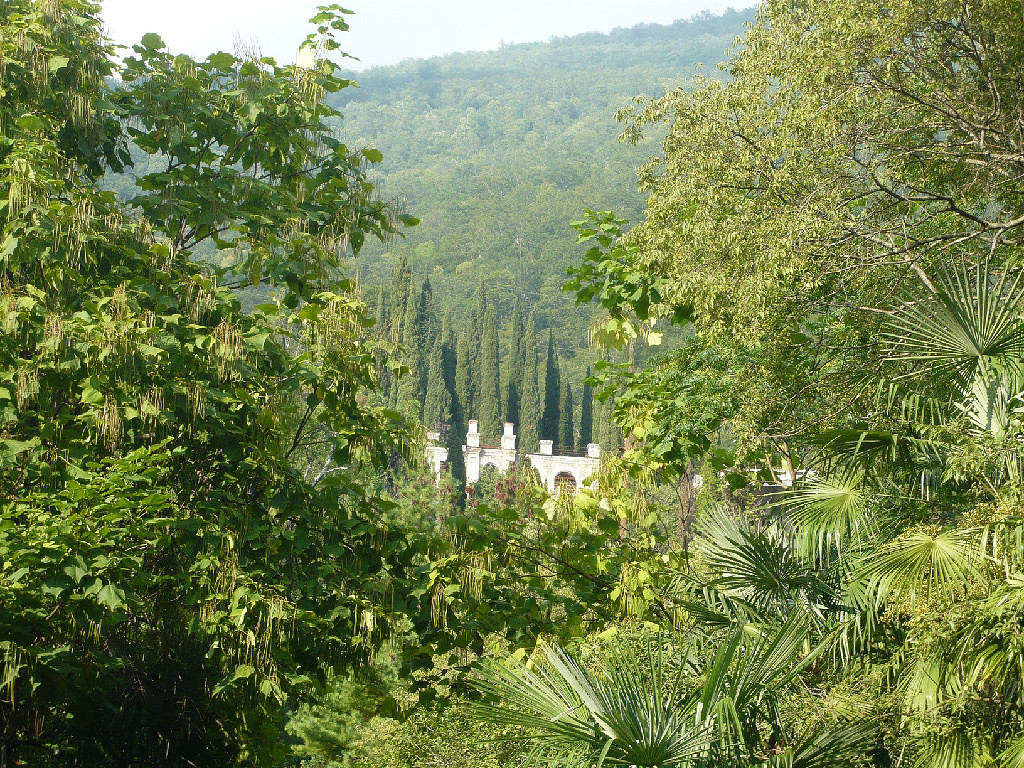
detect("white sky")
[100,1,758,70]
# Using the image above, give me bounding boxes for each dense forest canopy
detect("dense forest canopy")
[3,1,1024,767]
[331,9,755,368]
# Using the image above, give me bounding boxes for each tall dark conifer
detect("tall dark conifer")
[599,392,620,453]
[504,295,524,426]
[423,336,451,433]
[519,314,541,452]
[445,419,467,496]
[579,367,593,446]
[478,307,502,441]
[419,277,439,350]
[558,378,574,449]
[397,278,425,414]
[455,332,475,434]
[441,310,458,404]
[387,254,412,339]
[372,289,392,399]
[541,329,561,442]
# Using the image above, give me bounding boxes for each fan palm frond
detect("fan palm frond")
[668,576,765,628]
[980,517,1024,576]
[769,721,878,768]
[814,602,888,667]
[914,727,983,768]
[473,638,713,768]
[474,618,828,768]
[856,528,984,607]
[697,509,836,621]
[947,581,1024,701]
[770,469,872,563]
[898,649,956,714]
[700,615,815,764]
[957,368,1018,440]
[997,733,1024,768]
[883,259,1024,385]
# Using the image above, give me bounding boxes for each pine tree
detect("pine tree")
[559,378,574,449]
[541,329,561,442]
[504,295,525,427]
[478,307,503,441]
[423,337,451,432]
[519,314,541,452]
[579,366,593,446]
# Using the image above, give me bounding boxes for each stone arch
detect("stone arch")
[554,471,577,495]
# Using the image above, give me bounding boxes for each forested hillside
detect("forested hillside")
[332,9,754,366]
[10,1,1024,767]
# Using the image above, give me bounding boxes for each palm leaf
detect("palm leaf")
[668,577,765,627]
[980,516,1024,576]
[770,721,878,768]
[769,469,872,562]
[856,528,983,607]
[997,733,1024,768]
[883,258,1024,384]
[473,639,713,768]
[697,509,836,620]
[914,727,982,768]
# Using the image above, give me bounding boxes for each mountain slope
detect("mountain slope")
[332,8,755,356]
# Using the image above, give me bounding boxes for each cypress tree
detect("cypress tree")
[579,367,594,446]
[419,277,439,350]
[541,329,561,442]
[478,307,502,441]
[471,279,487,338]
[437,318,466,494]
[372,286,388,335]
[455,332,475,433]
[445,415,466,495]
[504,295,524,426]
[558,378,574,449]
[387,254,412,339]
[519,314,541,452]
[423,337,451,432]
[463,280,487,424]
[372,289,392,399]
[441,310,458,404]
[397,279,425,414]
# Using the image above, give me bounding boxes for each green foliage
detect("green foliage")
[287,669,394,767]
[505,295,525,427]
[579,367,594,446]
[474,620,876,768]
[478,306,502,441]
[559,376,574,449]
[335,10,755,372]
[424,336,452,433]
[519,313,542,453]
[478,3,1024,768]
[542,330,561,443]
[0,2,423,764]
